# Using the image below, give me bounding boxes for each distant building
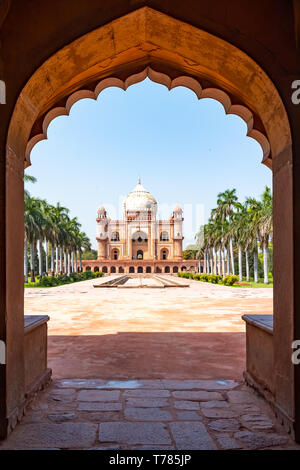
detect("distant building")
[82,179,199,274]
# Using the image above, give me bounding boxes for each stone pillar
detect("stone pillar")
[97,239,107,260]
[0,145,25,438]
[272,86,300,441]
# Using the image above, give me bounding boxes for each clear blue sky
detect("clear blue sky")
[26,78,271,250]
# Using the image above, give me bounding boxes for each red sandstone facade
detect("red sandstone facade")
[81,179,199,274]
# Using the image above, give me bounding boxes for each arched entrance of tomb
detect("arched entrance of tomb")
[2,7,297,441]
[132,231,148,260]
[137,266,143,273]
[161,249,169,260]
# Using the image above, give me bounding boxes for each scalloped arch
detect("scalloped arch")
[8,7,291,173]
[25,67,272,165]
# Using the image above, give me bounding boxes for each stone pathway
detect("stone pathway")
[1,379,298,450]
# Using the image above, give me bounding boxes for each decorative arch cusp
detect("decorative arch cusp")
[7,7,291,171]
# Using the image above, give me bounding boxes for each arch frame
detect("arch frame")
[2,6,296,440]
[6,7,291,171]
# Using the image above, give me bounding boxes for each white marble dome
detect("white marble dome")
[124,178,157,212]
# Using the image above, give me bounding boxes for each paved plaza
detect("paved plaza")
[25,275,273,381]
[2,275,297,450]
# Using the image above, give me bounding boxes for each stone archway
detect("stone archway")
[2,7,296,439]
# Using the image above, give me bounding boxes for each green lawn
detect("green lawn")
[24,279,50,288]
[232,278,273,288]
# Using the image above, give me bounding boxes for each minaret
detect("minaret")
[96,206,108,260]
[173,205,183,260]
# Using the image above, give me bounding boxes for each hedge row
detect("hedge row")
[177,272,239,286]
[36,270,104,287]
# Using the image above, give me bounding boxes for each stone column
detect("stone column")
[0,145,25,438]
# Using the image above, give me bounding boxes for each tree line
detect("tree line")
[195,187,273,284]
[24,175,91,282]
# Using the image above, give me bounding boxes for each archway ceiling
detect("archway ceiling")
[8,7,291,171]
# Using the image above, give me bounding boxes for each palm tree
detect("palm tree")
[76,231,91,272]
[24,174,37,199]
[24,196,45,282]
[212,189,239,275]
[247,187,273,284]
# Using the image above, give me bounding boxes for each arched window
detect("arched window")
[102,266,108,273]
[129,266,135,273]
[138,266,143,273]
[118,267,124,273]
[173,266,179,273]
[111,231,120,241]
[111,266,116,273]
[161,249,168,260]
[160,231,169,241]
[165,266,170,273]
[137,250,143,260]
[146,266,152,273]
[85,266,91,271]
[94,267,99,272]
[113,249,119,260]
[156,267,162,273]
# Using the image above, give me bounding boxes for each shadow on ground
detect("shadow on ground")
[49,332,245,381]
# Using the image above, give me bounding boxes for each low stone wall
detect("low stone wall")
[242,315,274,402]
[24,315,52,398]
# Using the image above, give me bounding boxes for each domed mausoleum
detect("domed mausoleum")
[82,178,199,274]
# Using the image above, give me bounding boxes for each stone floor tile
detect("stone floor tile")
[125,408,172,421]
[0,423,97,449]
[215,434,243,450]
[172,391,223,401]
[139,380,164,389]
[208,418,240,432]
[49,388,76,403]
[125,398,169,408]
[77,390,120,402]
[240,413,274,431]
[47,412,77,422]
[130,445,176,450]
[176,411,202,421]
[162,380,238,391]
[234,431,289,449]
[78,411,120,422]
[55,379,107,389]
[201,408,237,419]
[78,402,122,411]
[227,390,256,404]
[123,389,170,398]
[169,421,217,450]
[201,400,229,409]
[99,422,171,445]
[90,446,121,450]
[174,400,200,410]
[231,404,261,414]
